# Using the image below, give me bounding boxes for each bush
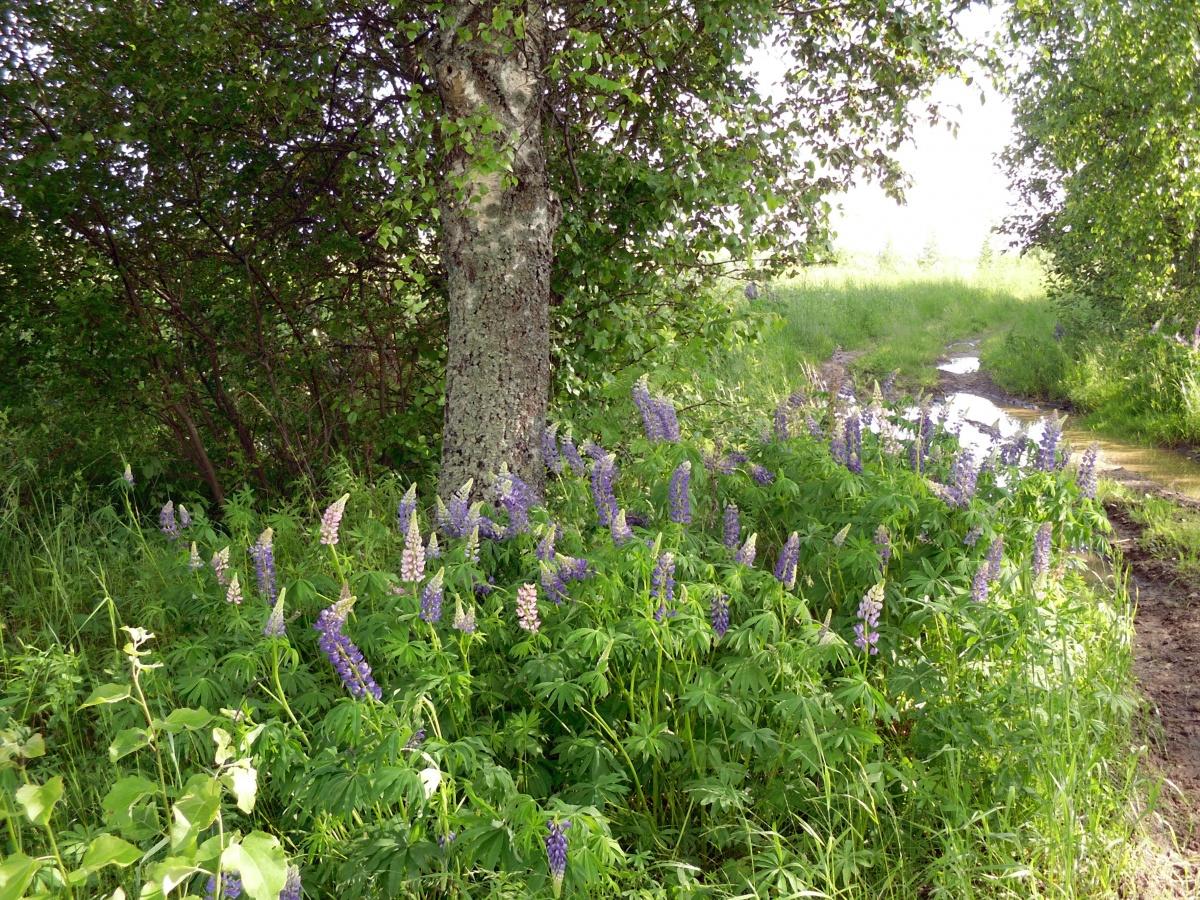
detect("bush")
[1,376,1136,897]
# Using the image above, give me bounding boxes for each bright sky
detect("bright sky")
[755,5,1017,262]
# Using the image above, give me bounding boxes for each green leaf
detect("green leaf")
[80,683,131,709]
[0,853,42,900]
[16,776,64,827]
[157,707,212,733]
[80,833,142,872]
[221,831,287,900]
[222,760,258,814]
[170,774,221,849]
[102,775,159,832]
[109,728,151,762]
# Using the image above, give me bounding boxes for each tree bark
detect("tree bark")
[434,1,560,499]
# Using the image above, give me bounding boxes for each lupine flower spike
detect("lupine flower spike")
[542,423,562,473]
[426,531,441,559]
[668,461,692,524]
[205,873,243,900]
[188,541,203,571]
[986,536,1004,582]
[711,593,730,639]
[874,525,891,570]
[734,533,757,566]
[833,523,851,547]
[773,532,800,589]
[722,503,740,549]
[452,601,477,634]
[610,509,634,545]
[971,563,989,603]
[397,484,417,534]
[590,453,619,526]
[320,493,350,545]
[516,583,541,634]
[159,501,178,540]
[313,587,381,700]
[225,572,243,606]
[1033,523,1052,578]
[651,552,676,621]
[211,546,231,586]
[401,516,425,583]
[420,569,445,624]
[264,587,287,638]
[279,867,302,900]
[853,583,884,654]
[546,820,570,890]
[1076,442,1099,499]
[178,504,191,529]
[122,463,135,486]
[249,528,277,604]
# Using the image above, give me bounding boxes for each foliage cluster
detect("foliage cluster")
[0,0,973,497]
[1,368,1139,897]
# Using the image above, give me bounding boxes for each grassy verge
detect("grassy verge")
[714,260,1047,397]
[1101,479,1200,579]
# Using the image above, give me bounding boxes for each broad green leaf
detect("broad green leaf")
[16,776,64,827]
[170,774,221,849]
[145,856,200,895]
[0,853,42,900]
[222,760,257,814]
[79,683,130,709]
[157,707,212,734]
[102,775,159,832]
[80,833,142,872]
[220,831,287,900]
[109,728,151,762]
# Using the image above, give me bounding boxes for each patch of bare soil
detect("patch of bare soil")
[819,347,865,394]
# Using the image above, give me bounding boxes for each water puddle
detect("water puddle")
[937,357,1200,499]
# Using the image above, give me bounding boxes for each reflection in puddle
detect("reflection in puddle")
[937,356,980,375]
[936,357,1200,499]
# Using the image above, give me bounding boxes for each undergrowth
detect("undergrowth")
[0,361,1140,898]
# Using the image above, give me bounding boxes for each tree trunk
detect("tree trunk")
[434,1,560,499]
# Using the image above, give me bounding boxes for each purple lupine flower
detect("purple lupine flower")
[404,728,426,751]
[540,560,569,605]
[263,588,287,638]
[837,378,856,405]
[249,528,278,605]
[773,532,800,588]
[560,435,586,475]
[633,376,664,442]
[516,583,540,633]
[774,405,790,441]
[401,516,425,583]
[438,832,457,850]
[749,465,774,486]
[313,595,382,700]
[971,563,989,603]
[581,440,607,461]
[426,531,441,560]
[853,583,883,654]
[443,481,478,538]
[668,461,692,524]
[122,463,134,486]
[205,873,242,900]
[319,494,350,546]
[1037,415,1063,472]
[558,555,591,582]
[420,570,444,624]
[610,509,634,545]
[590,453,619,526]
[474,576,495,596]
[845,412,863,474]
[1033,523,1052,578]
[188,541,203,571]
[963,526,982,547]
[279,867,301,900]
[722,503,740,549]
[711,593,730,639]
[211,546,231,586]
[159,501,179,540]
[545,820,570,887]
[806,414,824,439]
[734,533,757,566]
[397,484,417,535]
[542,424,562,473]
[986,536,1004,582]
[536,524,557,562]
[948,450,978,508]
[225,572,243,606]
[178,505,192,530]
[651,552,676,621]
[874,525,891,569]
[830,417,847,467]
[881,370,898,399]
[1076,442,1099,499]
[655,396,681,443]
[496,471,538,537]
[453,602,477,634]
